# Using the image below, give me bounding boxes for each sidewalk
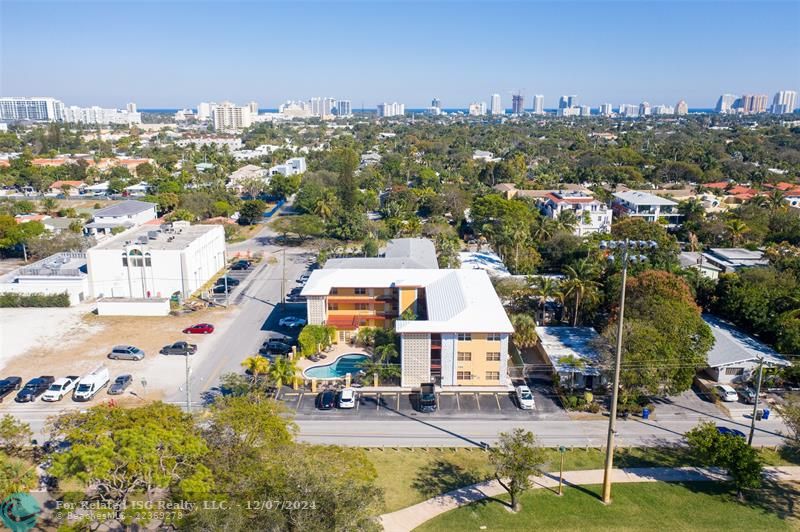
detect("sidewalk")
[379,465,800,532]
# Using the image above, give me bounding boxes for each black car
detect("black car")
[316,389,336,410]
[259,340,292,355]
[15,376,55,403]
[215,276,240,287]
[231,260,251,271]
[213,284,232,294]
[0,376,22,402]
[270,334,297,346]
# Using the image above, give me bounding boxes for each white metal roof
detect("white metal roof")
[613,190,678,206]
[703,314,790,368]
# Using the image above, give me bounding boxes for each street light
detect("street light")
[599,238,657,505]
[558,445,566,496]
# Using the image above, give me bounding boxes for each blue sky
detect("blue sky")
[2,0,798,109]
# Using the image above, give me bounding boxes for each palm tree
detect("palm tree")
[531,217,556,241]
[313,191,336,221]
[559,354,586,391]
[725,219,748,246]
[678,198,705,222]
[241,355,270,383]
[531,278,561,325]
[40,197,58,215]
[555,210,578,234]
[562,259,600,327]
[268,356,298,390]
[510,314,538,350]
[766,189,786,211]
[374,343,398,363]
[687,231,700,252]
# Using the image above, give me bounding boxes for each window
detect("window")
[128,249,143,267]
[725,367,744,376]
[486,352,501,361]
[328,303,339,311]
[485,371,500,381]
[457,352,472,361]
[122,253,127,267]
[330,288,338,295]
[356,303,369,311]
[457,371,472,381]
[144,253,151,267]
[457,333,472,341]
[354,287,367,295]
[487,333,502,341]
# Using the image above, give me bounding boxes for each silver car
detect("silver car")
[108,374,133,395]
[108,345,145,361]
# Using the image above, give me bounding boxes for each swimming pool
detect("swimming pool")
[303,353,370,380]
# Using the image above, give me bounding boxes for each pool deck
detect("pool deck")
[295,344,371,375]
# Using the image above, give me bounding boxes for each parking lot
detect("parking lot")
[207,259,259,306]
[277,383,568,421]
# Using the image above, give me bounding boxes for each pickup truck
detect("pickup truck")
[0,377,22,402]
[42,376,80,402]
[418,383,437,413]
[160,341,198,356]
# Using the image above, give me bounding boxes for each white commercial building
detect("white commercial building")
[612,190,682,226]
[84,200,157,238]
[212,101,253,131]
[539,191,613,236]
[62,105,141,125]
[490,94,503,115]
[0,252,89,305]
[87,222,225,300]
[0,97,65,121]
[532,95,545,115]
[197,102,216,121]
[652,104,675,115]
[377,102,405,117]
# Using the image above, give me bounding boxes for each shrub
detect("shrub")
[0,292,70,307]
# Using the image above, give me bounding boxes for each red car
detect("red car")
[182,323,215,334]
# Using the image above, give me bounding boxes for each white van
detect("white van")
[73,367,110,402]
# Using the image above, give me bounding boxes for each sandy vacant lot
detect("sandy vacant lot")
[0,305,236,406]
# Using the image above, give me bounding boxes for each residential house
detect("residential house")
[123,181,151,197]
[679,252,722,280]
[83,200,157,237]
[612,190,682,226]
[269,157,306,177]
[226,164,270,195]
[703,314,790,383]
[534,326,606,390]
[701,248,768,273]
[472,150,501,163]
[493,183,592,201]
[48,180,86,196]
[539,190,613,236]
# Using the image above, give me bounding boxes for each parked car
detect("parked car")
[515,385,536,410]
[338,388,356,409]
[73,367,110,401]
[160,341,198,356]
[418,383,437,413]
[269,334,296,346]
[738,387,757,404]
[0,377,22,402]
[212,284,232,294]
[717,426,746,438]
[316,389,336,410]
[278,317,306,328]
[108,374,133,395]
[215,276,240,287]
[15,376,55,403]
[259,340,292,355]
[286,293,305,303]
[297,273,311,283]
[714,384,739,402]
[230,260,251,270]
[182,323,215,334]
[41,376,80,402]
[108,345,145,361]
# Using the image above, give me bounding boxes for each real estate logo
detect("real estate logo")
[0,492,41,532]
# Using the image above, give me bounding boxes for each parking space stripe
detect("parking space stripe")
[474,393,480,411]
[396,393,400,410]
[494,393,502,410]
[455,393,460,410]
[296,392,303,410]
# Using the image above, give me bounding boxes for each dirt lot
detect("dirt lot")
[0,305,236,405]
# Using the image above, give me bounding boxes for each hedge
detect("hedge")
[0,292,70,307]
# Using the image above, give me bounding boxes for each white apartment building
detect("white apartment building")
[197,102,216,121]
[212,101,252,131]
[377,102,405,117]
[0,97,65,121]
[676,100,689,115]
[269,157,306,176]
[716,94,737,114]
[468,102,487,116]
[175,109,195,121]
[652,104,675,115]
[619,104,640,117]
[638,102,651,116]
[772,90,798,114]
[612,190,682,226]
[62,105,142,125]
[337,100,352,116]
[540,191,613,236]
[87,222,225,300]
[84,200,157,237]
[279,100,312,118]
[532,95,545,115]
[490,94,503,115]
[557,106,581,117]
[175,137,243,150]
[599,103,613,116]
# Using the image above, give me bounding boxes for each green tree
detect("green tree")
[0,415,32,457]
[269,173,301,199]
[510,313,538,350]
[0,452,37,499]
[489,429,546,512]
[562,259,600,326]
[241,355,270,383]
[686,421,763,498]
[0,215,45,252]
[298,324,334,355]
[777,397,800,452]
[332,147,360,209]
[238,199,266,225]
[268,356,298,389]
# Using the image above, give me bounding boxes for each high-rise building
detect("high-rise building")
[740,94,768,114]
[652,104,675,115]
[322,97,336,117]
[579,105,591,117]
[771,90,797,114]
[0,97,65,121]
[126,102,137,113]
[619,104,639,118]
[532,95,544,115]
[197,102,215,121]
[490,94,502,115]
[557,106,581,117]
[431,98,441,110]
[211,101,252,131]
[599,103,613,116]
[638,101,651,117]
[715,94,737,114]
[511,94,524,115]
[468,102,487,116]
[558,95,569,109]
[376,102,405,117]
[62,105,142,125]
[248,101,259,115]
[675,100,689,116]
[337,100,352,116]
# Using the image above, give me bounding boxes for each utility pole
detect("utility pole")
[599,239,657,504]
[184,352,191,413]
[281,248,286,309]
[224,273,229,307]
[747,357,765,445]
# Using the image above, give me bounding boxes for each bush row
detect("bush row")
[0,292,70,307]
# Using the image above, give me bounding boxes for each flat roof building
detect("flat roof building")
[535,326,606,390]
[0,252,89,305]
[612,190,682,226]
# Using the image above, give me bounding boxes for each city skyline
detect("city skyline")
[2,1,799,108]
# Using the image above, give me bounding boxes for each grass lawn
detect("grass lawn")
[415,481,800,532]
[367,446,797,513]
